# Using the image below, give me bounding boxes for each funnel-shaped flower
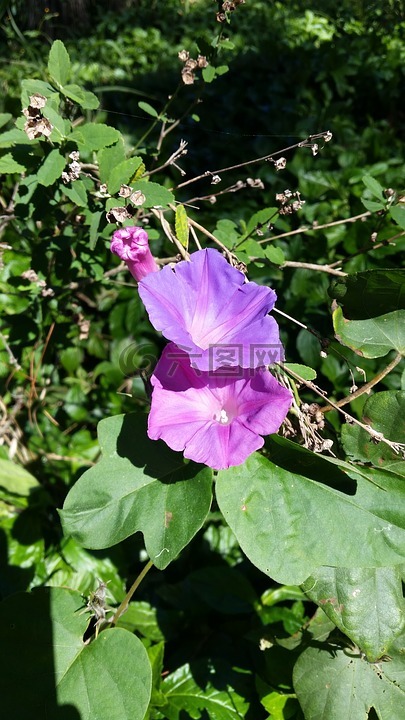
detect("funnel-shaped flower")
[138,248,282,371]
[110,226,158,282]
[148,343,292,470]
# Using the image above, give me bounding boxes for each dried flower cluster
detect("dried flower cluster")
[216,0,246,23]
[23,94,53,140]
[276,189,305,215]
[61,151,81,184]
[178,50,208,85]
[21,269,54,297]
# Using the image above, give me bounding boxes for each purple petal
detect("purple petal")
[139,249,281,370]
[110,226,158,281]
[148,344,292,470]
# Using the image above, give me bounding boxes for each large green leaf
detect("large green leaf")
[342,391,405,476]
[302,566,405,661]
[157,661,251,720]
[328,269,405,319]
[293,635,405,720]
[333,305,405,357]
[60,413,213,569]
[0,587,151,720]
[48,40,71,86]
[216,450,405,585]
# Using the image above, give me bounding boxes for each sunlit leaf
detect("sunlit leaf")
[302,566,405,661]
[333,305,405,358]
[0,587,152,720]
[216,450,405,585]
[48,40,71,86]
[60,413,213,569]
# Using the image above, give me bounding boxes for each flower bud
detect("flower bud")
[110,226,159,282]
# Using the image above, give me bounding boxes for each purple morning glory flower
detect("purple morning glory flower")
[138,248,282,371]
[148,343,293,470]
[110,226,159,282]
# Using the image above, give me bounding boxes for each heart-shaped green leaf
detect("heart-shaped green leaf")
[60,413,213,569]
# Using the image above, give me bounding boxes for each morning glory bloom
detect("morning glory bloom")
[148,343,293,470]
[110,226,159,282]
[138,248,282,371]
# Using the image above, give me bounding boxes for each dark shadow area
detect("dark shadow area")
[117,411,208,483]
[265,435,357,494]
[0,588,81,719]
[0,527,34,600]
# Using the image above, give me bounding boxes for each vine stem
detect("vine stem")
[111,560,154,627]
[320,352,403,413]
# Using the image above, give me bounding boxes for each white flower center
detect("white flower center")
[214,407,235,425]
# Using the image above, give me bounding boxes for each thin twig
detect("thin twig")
[258,211,371,245]
[281,261,347,277]
[281,364,405,457]
[175,131,332,191]
[320,353,403,413]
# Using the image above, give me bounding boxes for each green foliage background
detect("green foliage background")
[0,2,404,719]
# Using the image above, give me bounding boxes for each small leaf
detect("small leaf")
[160,661,251,719]
[138,101,159,118]
[98,139,126,183]
[361,198,385,212]
[175,205,189,249]
[129,180,174,208]
[107,156,143,194]
[62,84,99,110]
[89,210,103,250]
[302,566,405,661]
[362,174,384,200]
[264,245,285,265]
[47,39,71,86]
[0,113,12,130]
[37,149,66,186]
[69,123,120,151]
[0,459,39,496]
[202,65,216,83]
[63,180,88,206]
[283,363,317,381]
[389,204,405,230]
[342,390,405,476]
[333,305,405,358]
[0,152,26,173]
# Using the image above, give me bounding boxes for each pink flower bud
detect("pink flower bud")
[110,226,159,281]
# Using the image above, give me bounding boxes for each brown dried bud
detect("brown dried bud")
[29,93,47,110]
[119,184,132,198]
[197,55,208,68]
[181,68,195,85]
[24,117,53,140]
[178,49,189,63]
[106,206,133,223]
[129,190,146,206]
